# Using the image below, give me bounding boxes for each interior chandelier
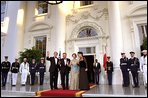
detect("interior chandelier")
[44,1,63,5]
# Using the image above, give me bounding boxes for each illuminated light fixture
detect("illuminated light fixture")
[44,1,63,5]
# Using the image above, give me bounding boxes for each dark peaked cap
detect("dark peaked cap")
[130,51,135,54]
[5,56,8,58]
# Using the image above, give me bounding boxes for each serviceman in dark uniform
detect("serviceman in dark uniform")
[128,51,140,88]
[29,59,37,85]
[1,56,11,87]
[106,56,114,85]
[120,53,130,87]
[11,58,20,86]
[37,58,46,85]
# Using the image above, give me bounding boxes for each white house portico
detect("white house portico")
[1,1,147,85]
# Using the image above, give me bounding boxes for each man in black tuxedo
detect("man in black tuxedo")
[60,53,71,90]
[93,59,101,85]
[46,51,60,90]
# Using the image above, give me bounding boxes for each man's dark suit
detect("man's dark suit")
[93,62,101,85]
[47,57,60,89]
[60,58,71,89]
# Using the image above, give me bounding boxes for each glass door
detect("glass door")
[34,36,47,57]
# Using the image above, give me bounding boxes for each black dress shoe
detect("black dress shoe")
[2,84,5,87]
[21,84,25,86]
[12,85,16,86]
[133,85,139,88]
[122,84,126,87]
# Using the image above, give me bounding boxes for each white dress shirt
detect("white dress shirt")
[64,59,67,65]
[54,57,57,65]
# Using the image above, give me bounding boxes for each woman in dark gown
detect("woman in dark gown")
[78,52,90,90]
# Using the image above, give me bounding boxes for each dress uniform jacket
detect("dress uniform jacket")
[11,62,20,73]
[128,57,140,72]
[1,61,11,73]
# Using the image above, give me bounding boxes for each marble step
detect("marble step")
[1,90,35,97]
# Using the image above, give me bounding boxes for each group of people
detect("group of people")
[1,51,90,90]
[120,50,147,88]
[46,51,89,90]
[93,50,147,88]
[1,57,46,86]
[1,50,147,90]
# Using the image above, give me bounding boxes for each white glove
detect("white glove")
[137,70,140,73]
[140,70,144,73]
[127,69,130,71]
[85,68,88,71]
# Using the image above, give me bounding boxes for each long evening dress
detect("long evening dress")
[79,60,90,90]
[69,59,79,90]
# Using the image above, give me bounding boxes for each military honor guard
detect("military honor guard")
[106,56,114,85]
[120,53,130,87]
[140,50,147,88]
[11,58,20,86]
[19,58,30,86]
[128,51,140,88]
[29,59,37,85]
[37,58,46,85]
[1,56,11,87]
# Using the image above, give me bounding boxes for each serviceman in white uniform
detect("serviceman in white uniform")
[140,50,147,88]
[19,58,29,86]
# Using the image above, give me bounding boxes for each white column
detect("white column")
[52,4,66,85]
[108,1,123,84]
[4,1,26,63]
[54,4,66,54]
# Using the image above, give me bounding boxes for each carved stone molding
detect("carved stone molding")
[66,8,108,24]
[28,22,53,32]
[69,21,106,40]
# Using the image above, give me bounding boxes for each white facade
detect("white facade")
[1,1,147,85]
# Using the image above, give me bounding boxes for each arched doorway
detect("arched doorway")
[77,27,98,83]
[66,21,109,84]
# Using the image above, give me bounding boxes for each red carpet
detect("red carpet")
[35,84,96,97]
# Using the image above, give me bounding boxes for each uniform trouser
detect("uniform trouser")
[50,71,58,89]
[107,72,112,85]
[2,72,8,86]
[30,73,35,85]
[21,71,28,85]
[121,70,130,86]
[39,72,44,85]
[131,71,139,86]
[143,65,147,85]
[12,73,18,85]
[94,72,100,84]
[60,71,69,89]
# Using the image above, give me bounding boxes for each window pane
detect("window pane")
[34,36,46,57]
[78,27,98,38]
[1,1,6,22]
[79,47,95,54]
[80,1,93,6]
[38,1,48,14]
